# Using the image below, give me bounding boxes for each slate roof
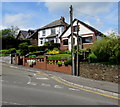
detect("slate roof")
[38,18,68,30]
[19,30,28,38]
[60,19,104,38]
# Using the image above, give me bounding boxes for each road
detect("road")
[1,63,119,105]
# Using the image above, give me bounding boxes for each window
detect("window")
[63,39,68,45]
[51,28,55,34]
[73,25,79,32]
[82,36,92,43]
[42,30,46,36]
[40,38,43,44]
[40,41,43,44]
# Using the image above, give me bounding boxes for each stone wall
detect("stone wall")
[79,63,119,83]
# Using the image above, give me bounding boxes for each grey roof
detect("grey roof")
[20,30,28,38]
[38,18,68,30]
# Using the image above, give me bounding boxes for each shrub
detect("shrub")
[88,53,97,63]
[91,34,120,64]
[18,42,28,55]
[62,50,71,54]
[28,45,39,52]
[64,59,72,66]
[0,49,10,54]
[57,61,62,66]
[16,50,21,55]
[28,55,36,58]
[46,50,59,55]
[9,48,16,54]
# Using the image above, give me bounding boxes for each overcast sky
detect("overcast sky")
[1,0,119,35]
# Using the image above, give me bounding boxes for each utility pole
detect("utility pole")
[76,21,79,76]
[70,5,75,75]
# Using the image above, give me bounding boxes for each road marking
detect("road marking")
[10,66,18,69]
[27,75,32,85]
[27,82,37,85]
[1,101,21,105]
[36,77,49,80]
[69,88,79,91]
[38,73,120,100]
[54,85,63,89]
[41,83,51,87]
[53,76,120,100]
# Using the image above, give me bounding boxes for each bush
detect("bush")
[88,53,97,63]
[91,34,120,64]
[9,48,16,54]
[28,55,36,58]
[0,49,10,54]
[62,50,71,54]
[46,50,59,55]
[64,59,72,66]
[18,42,28,55]
[57,61,62,66]
[16,50,21,55]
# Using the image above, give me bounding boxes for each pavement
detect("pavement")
[1,62,120,99]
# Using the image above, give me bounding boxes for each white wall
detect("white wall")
[38,26,64,46]
[61,20,95,51]
[62,20,94,38]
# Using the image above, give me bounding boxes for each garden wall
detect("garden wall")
[80,63,119,83]
[23,57,72,75]
[22,56,119,83]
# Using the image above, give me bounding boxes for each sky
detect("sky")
[1,0,119,35]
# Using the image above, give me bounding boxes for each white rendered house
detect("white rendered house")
[38,17,68,46]
[59,19,103,51]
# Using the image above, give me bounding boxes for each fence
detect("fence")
[23,56,72,74]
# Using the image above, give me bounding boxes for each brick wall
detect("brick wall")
[23,57,72,75]
[60,39,68,51]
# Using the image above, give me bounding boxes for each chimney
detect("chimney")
[60,16,65,22]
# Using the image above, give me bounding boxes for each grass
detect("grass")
[46,54,71,59]
[34,54,71,59]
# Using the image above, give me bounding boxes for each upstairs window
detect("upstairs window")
[73,25,79,32]
[82,36,92,43]
[51,28,55,34]
[63,39,68,45]
[42,30,46,36]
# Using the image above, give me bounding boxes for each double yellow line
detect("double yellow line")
[37,72,120,100]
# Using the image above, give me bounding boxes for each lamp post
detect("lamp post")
[70,5,75,75]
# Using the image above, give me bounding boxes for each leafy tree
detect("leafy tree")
[91,33,120,64]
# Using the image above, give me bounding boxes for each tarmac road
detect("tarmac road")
[1,63,119,106]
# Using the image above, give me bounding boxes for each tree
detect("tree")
[0,29,11,37]
[10,26,19,38]
[0,26,19,38]
[91,33,120,64]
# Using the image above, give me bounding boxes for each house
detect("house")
[59,19,103,51]
[17,30,28,40]
[17,29,38,45]
[37,17,68,46]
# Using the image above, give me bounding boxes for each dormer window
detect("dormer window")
[51,28,55,34]
[42,30,46,36]
[73,25,79,32]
